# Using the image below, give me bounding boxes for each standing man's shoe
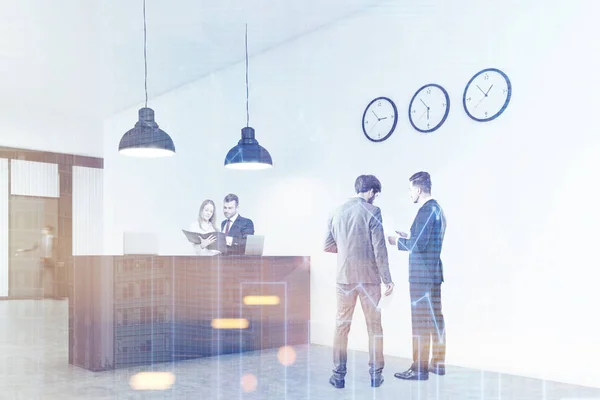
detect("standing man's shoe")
[371,375,384,387]
[428,362,446,375]
[329,376,345,389]
[394,367,429,381]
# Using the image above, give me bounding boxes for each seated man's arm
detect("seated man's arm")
[240,219,255,238]
[231,219,255,248]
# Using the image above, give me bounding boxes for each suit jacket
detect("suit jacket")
[397,199,446,284]
[324,197,392,285]
[221,215,255,254]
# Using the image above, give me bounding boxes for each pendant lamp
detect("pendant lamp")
[119,0,175,158]
[224,24,272,170]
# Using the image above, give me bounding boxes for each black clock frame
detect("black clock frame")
[362,96,399,142]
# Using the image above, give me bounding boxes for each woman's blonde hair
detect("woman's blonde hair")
[198,199,217,230]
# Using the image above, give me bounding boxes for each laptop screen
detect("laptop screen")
[244,235,265,256]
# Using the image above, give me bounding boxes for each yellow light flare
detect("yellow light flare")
[211,318,249,329]
[240,373,258,392]
[243,295,280,306]
[129,372,176,390]
[277,346,297,366]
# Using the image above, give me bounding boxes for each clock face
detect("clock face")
[362,97,398,142]
[408,84,450,133]
[463,68,511,122]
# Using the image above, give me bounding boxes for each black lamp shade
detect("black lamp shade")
[224,127,272,170]
[119,107,175,157]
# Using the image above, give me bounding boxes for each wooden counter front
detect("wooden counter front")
[70,256,310,371]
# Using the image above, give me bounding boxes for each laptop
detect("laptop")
[244,235,265,256]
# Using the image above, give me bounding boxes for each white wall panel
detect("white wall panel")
[0,159,8,296]
[10,160,59,198]
[73,166,103,255]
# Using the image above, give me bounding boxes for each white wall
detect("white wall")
[103,0,600,388]
[0,105,103,158]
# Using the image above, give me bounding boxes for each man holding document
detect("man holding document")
[183,194,255,256]
[221,193,255,254]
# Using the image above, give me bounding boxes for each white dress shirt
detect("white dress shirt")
[41,233,54,259]
[222,213,239,233]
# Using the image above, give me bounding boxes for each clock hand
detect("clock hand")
[476,85,487,96]
[418,98,431,120]
[474,95,485,109]
[485,84,494,96]
[368,119,379,133]
[372,110,381,120]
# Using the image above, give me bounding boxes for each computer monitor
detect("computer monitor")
[244,235,265,256]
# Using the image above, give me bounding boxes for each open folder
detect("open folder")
[182,230,228,254]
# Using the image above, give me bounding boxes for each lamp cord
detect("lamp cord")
[143,0,148,108]
[245,24,249,127]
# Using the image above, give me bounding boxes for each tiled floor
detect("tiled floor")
[1,300,600,399]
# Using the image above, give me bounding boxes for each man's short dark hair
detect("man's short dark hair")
[409,171,431,194]
[224,193,239,206]
[354,175,382,194]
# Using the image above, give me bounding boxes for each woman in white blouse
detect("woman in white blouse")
[189,199,221,256]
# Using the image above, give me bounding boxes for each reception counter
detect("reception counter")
[69,256,310,371]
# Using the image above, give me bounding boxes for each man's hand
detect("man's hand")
[395,230,408,238]
[387,236,398,246]
[384,282,395,296]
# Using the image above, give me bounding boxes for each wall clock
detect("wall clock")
[463,68,511,122]
[408,84,450,133]
[362,97,398,142]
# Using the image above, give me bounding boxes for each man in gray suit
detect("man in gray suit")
[325,175,395,389]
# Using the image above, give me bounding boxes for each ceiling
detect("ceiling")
[0,0,382,118]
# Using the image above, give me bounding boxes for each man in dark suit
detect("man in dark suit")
[388,171,447,381]
[325,175,394,389]
[221,193,254,254]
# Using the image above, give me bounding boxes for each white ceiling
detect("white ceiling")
[0,0,382,118]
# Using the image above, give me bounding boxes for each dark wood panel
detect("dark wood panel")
[71,256,310,371]
[1,146,103,304]
[71,256,115,371]
[0,146,103,364]
[0,146,102,169]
